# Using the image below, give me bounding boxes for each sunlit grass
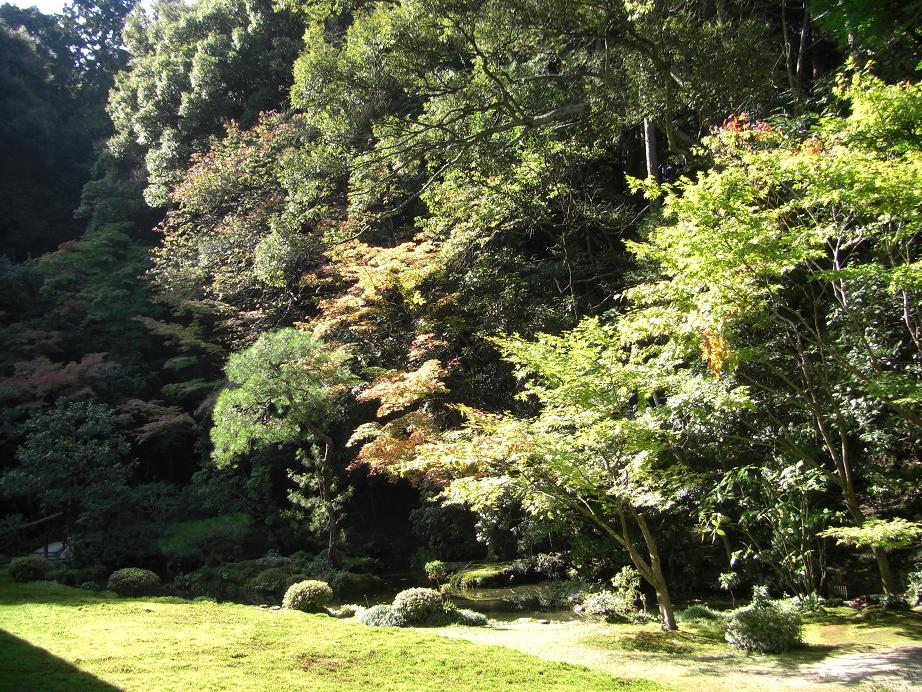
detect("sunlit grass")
[0,573,657,691]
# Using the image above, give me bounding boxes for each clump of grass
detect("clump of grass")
[675,604,724,623]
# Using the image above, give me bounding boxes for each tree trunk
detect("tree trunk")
[872,547,899,597]
[796,8,810,91]
[631,506,677,630]
[643,117,658,182]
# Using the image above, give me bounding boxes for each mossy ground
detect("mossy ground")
[0,573,655,691]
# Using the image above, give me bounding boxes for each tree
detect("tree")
[411,318,747,630]
[106,0,305,206]
[0,400,133,540]
[210,328,357,562]
[626,73,922,597]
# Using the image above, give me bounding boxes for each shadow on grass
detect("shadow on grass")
[0,629,119,691]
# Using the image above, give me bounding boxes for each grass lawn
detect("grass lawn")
[0,573,659,691]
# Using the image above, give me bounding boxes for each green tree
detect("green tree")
[211,328,357,562]
[0,400,133,539]
[626,73,922,597]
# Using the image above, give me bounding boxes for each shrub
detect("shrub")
[55,565,107,587]
[9,556,54,582]
[532,553,567,580]
[610,566,642,614]
[675,604,723,623]
[359,604,406,627]
[454,608,488,626]
[789,593,826,616]
[582,590,621,617]
[725,594,803,653]
[107,568,161,596]
[247,567,308,602]
[539,579,585,609]
[392,587,445,624]
[330,604,360,618]
[79,581,101,591]
[282,579,333,612]
[425,560,447,584]
[906,564,922,607]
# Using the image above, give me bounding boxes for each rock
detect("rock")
[515,617,532,623]
[271,606,282,611]
[537,619,550,624]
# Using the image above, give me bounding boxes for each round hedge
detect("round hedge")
[359,604,406,627]
[454,608,488,627]
[282,579,333,612]
[9,556,54,583]
[107,568,161,596]
[725,602,802,653]
[392,587,444,625]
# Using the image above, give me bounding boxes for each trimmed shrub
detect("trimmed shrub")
[282,579,333,612]
[676,605,724,622]
[359,604,406,627]
[725,600,802,653]
[107,568,161,596]
[454,608,488,626]
[9,556,54,582]
[329,604,360,618]
[392,588,444,625]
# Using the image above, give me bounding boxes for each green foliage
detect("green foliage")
[675,605,723,623]
[819,519,922,550]
[906,564,922,607]
[582,591,624,620]
[8,556,53,583]
[725,589,803,653]
[610,566,643,615]
[424,560,447,584]
[1,401,133,534]
[156,513,254,565]
[391,587,445,625]
[212,328,355,464]
[282,579,333,612]
[107,0,305,205]
[106,567,160,597]
[329,604,359,618]
[454,608,488,627]
[358,604,406,628]
[247,567,302,602]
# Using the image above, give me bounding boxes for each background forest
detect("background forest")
[1,0,921,632]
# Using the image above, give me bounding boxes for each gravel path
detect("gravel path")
[425,618,922,691]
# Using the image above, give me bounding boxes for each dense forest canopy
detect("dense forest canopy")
[1,0,920,632]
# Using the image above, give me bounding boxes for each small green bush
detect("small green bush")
[9,556,54,582]
[425,560,447,584]
[80,581,101,591]
[582,590,621,617]
[107,568,161,596]
[359,604,406,627]
[904,564,922,607]
[392,587,445,624]
[330,604,360,618]
[676,604,723,622]
[725,599,802,653]
[454,608,488,626]
[282,579,333,612]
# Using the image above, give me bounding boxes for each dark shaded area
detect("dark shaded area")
[0,629,120,691]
